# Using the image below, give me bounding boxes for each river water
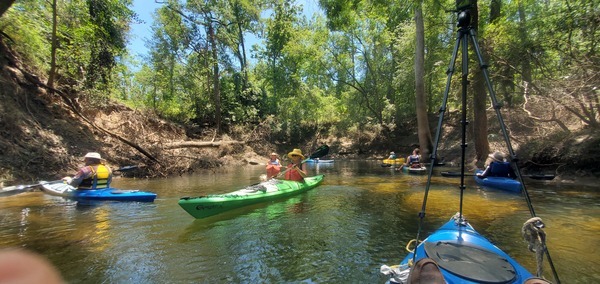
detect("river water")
[0,160,598,283]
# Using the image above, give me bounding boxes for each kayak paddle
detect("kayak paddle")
[1,165,138,196]
[440,171,555,180]
[306,145,330,161]
[114,165,139,172]
[0,179,63,197]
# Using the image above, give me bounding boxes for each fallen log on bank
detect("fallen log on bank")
[162,140,245,149]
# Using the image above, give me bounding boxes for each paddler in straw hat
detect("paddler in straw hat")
[284,149,308,182]
[476,151,516,179]
[62,152,112,190]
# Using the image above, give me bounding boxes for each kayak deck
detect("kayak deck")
[178,175,324,219]
[40,182,157,202]
[389,216,534,283]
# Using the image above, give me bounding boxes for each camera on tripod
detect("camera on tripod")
[455,0,473,28]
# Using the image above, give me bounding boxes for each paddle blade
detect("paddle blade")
[441,171,555,180]
[0,180,63,196]
[0,183,42,192]
[528,174,555,180]
[441,171,463,177]
[309,145,330,159]
[115,165,139,172]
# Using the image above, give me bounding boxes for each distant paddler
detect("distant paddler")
[266,152,282,179]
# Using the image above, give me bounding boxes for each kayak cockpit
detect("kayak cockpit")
[424,241,517,283]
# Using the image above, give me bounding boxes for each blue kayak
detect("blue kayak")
[474,170,522,192]
[388,215,535,283]
[40,181,157,202]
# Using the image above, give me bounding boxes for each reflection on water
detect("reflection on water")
[0,160,598,283]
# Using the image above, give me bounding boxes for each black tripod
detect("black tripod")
[413,8,561,283]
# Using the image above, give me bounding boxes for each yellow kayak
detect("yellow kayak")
[382,158,405,165]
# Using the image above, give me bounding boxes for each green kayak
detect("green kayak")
[179,175,325,219]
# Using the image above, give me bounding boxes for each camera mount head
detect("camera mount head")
[455,0,472,28]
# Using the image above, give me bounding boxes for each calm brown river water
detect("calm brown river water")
[0,160,598,283]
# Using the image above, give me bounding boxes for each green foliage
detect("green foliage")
[4,0,597,144]
[85,0,134,87]
[0,1,50,70]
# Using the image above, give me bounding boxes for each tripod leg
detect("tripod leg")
[468,28,535,212]
[467,28,561,284]
[420,30,463,215]
[412,28,465,265]
[467,28,533,212]
[458,28,470,217]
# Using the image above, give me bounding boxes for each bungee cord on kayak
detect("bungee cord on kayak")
[522,217,548,278]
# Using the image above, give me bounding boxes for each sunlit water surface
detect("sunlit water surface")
[0,160,598,283]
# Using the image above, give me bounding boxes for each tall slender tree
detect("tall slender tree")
[48,0,58,88]
[0,0,16,18]
[414,0,433,159]
[470,0,491,163]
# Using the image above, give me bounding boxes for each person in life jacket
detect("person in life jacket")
[284,149,308,182]
[476,151,516,179]
[266,152,282,179]
[63,152,112,190]
[406,148,422,168]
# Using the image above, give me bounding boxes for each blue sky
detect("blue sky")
[127,0,161,58]
[127,0,322,59]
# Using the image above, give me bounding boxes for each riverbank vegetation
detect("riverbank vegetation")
[0,0,598,185]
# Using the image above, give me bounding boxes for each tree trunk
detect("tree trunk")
[208,20,221,134]
[0,0,16,18]
[414,1,433,159]
[490,0,514,106]
[162,140,245,149]
[470,0,490,164]
[48,0,57,88]
[518,1,532,85]
[489,0,501,21]
[237,22,248,89]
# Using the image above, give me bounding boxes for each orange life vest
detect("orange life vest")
[266,164,281,178]
[284,164,304,181]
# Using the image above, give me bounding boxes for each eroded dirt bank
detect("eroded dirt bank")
[1,38,598,187]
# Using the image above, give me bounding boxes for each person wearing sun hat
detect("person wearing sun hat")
[62,152,112,189]
[388,151,397,159]
[283,148,308,181]
[477,151,516,179]
[265,152,282,179]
